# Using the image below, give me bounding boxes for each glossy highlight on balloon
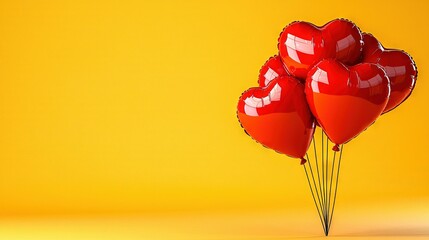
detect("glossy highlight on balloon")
[278,19,363,80]
[258,55,289,87]
[305,59,390,145]
[362,33,417,113]
[237,76,315,159]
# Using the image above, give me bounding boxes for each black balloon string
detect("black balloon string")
[328,145,343,231]
[313,136,323,214]
[327,149,337,232]
[303,162,325,231]
[306,153,323,220]
[318,132,324,235]
[303,129,344,236]
[324,132,328,234]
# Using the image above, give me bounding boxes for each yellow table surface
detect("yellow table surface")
[1,201,428,240]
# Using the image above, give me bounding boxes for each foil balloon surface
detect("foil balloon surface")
[305,59,390,145]
[362,33,417,113]
[258,55,290,87]
[237,76,315,160]
[278,19,363,80]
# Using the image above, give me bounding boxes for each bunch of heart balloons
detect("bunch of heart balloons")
[237,19,417,164]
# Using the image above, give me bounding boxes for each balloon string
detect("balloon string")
[321,131,326,225]
[306,152,323,220]
[322,132,329,234]
[325,132,329,235]
[328,144,344,231]
[312,133,326,235]
[313,135,324,214]
[327,146,337,234]
[303,163,326,232]
[307,130,343,235]
[325,131,331,235]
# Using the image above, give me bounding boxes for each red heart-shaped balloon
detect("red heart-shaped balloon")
[237,76,315,160]
[305,59,390,145]
[278,19,363,80]
[258,55,289,87]
[362,33,417,113]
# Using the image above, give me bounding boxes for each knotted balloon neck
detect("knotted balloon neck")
[332,144,340,152]
[300,157,307,165]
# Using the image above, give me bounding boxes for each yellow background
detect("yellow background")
[0,0,428,239]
